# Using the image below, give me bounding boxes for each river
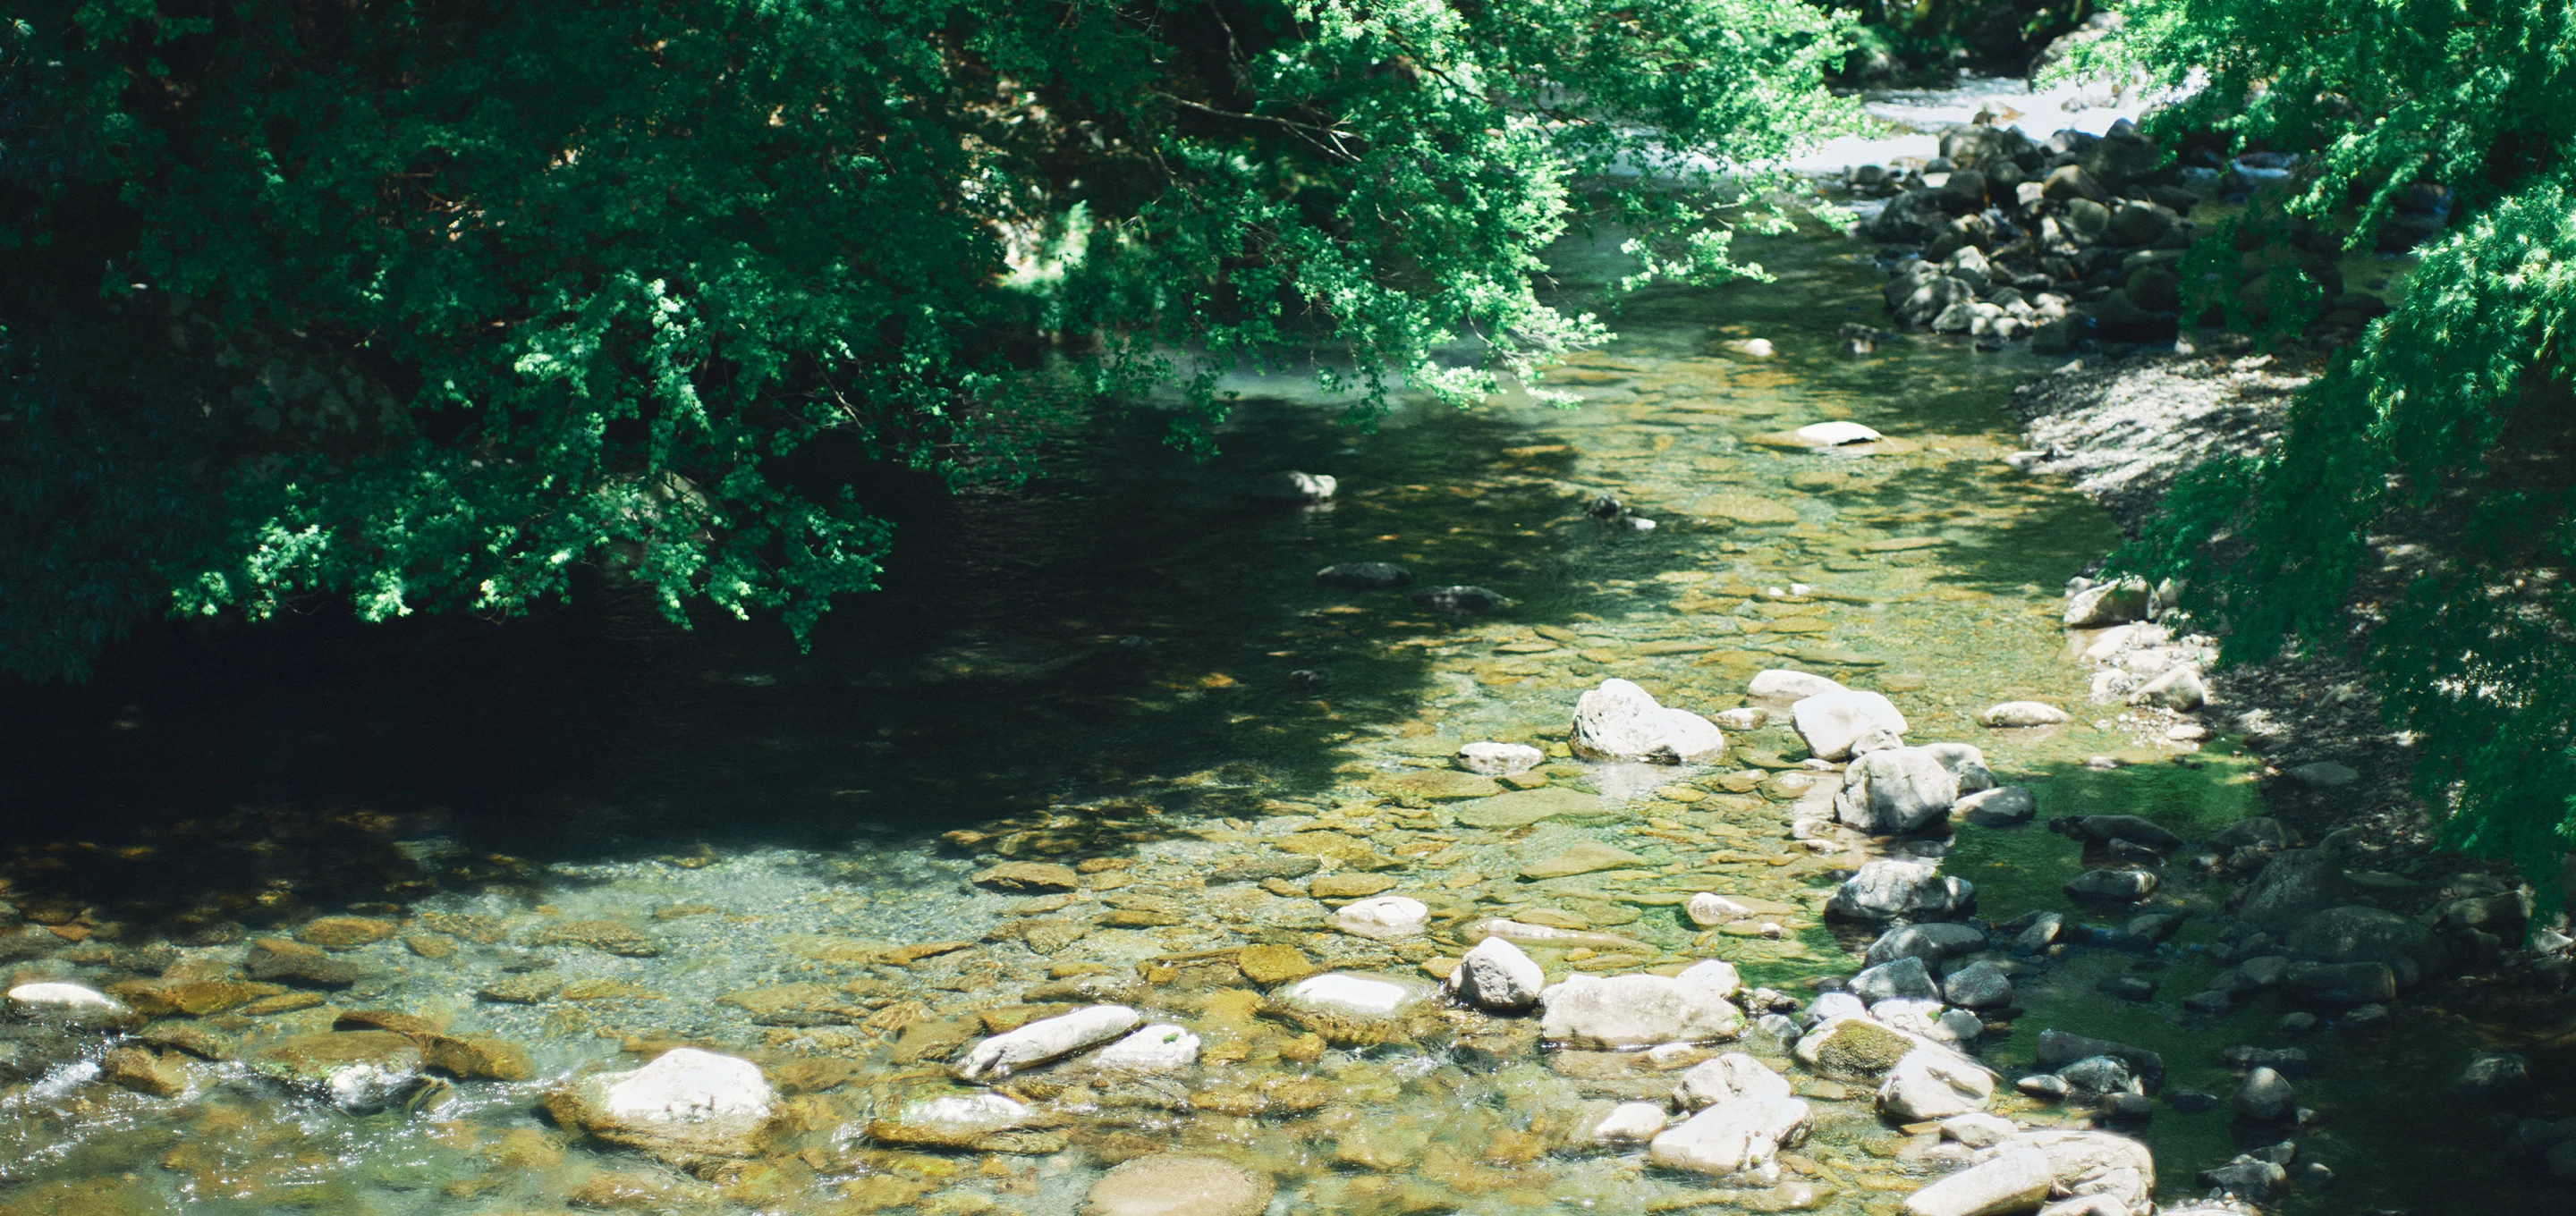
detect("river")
[0,88,2563,1216]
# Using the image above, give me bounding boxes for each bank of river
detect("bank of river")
[1,139,2566,1216]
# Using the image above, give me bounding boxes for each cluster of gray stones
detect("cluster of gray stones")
[1847,120,2393,355]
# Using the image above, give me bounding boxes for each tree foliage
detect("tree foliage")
[2,0,1853,680]
[2102,0,2576,895]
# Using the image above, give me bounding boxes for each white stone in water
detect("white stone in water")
[1592,1100,1674,1144]
[1791,689,1911,761]
[1979,701,2070,727]
[1459,917,1643,951]
[1675,1052,1793,1110]
[1287,974,1412,1016]
[1919,742,1996,793]
[954,1004,1141,1080]
[1939,1111,2018,1148]
[1747,669,1848,705]
[4,983,122,1013]
[1569,678,1725,764]
[1714,707,1770,731]
[905,1092,1031,1133]
[1648,1095,1810,1176]
[1456,741,1544,776]
[1676,958,1742,1001]
[1330,895,1429,942]
[1878,1047,1998,1122]
[1540,972,1744,1049]
[605,1048,776,1123]
[1835,747,1959,833]
[1794,420,1884,445]
[1826,858,1975,922]
[1903,1146,2054,1216]
[1687,892,1755,927]
[1254,470,1337,502]
[1446,936,1545,1012]
[1083,1153,1274,1216]
[1932,1009,1987,1045]
[1721,337,1778,359]
[1091,1025,1199,1074]
[1952,786,2036,823]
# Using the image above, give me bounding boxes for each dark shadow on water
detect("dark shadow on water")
[0,398,1611,929]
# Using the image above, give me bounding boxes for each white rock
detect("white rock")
[1648,1095,1811,1176]
[1747,669,1848,705]
[1687,892,1756,927]
[955,1005,1141,1080]
[2080,623,2163,662]
[1331,895,1429,942]
[1570,678,1725,764]
[1539,972,1745,1049]
[1721,337,1778,359]
[1979,701,2070,728]
[2063,578,2152,628]
[1677,958,1743,1001]
[1714,707,1770,731]
[1591,1100,1674,1144]
[1835,747,1960,833]
[548,1047,777,1161]
[1084,1153,1275,1216]
[1878,1048,1998,1122]
[1792,689,1911,761]
[1903,1146,2054,1216]
[1940,1111,2018,1148]
[4,983,123,1015]
[1446,936,1545,1012]
[1090,1025,1200,1074]
[1795,421,1883,445]
[1286,973,1414,1015]
[1456,741,1544,775]
[1952,786,2037,823]
[1255,470,1337,502]
[903,1092,1031,1134]
[2130,664,2207,710]
[1871,998,1947,1035]
[1675,1052,1793,1110]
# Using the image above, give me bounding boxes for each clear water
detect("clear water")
[1,220,2563,1216]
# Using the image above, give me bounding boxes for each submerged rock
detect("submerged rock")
[1267,973,1440,1046]
[955,1005,1140,1080]
[1411,585,1507,614]
[869,1090,1055,1153]
[545,1048,776,1162]
[4,982,133,1030]
[1569,678,1726,764]
[1253,470,1336,502]
[1315,562,1411,589]
[1330,895,1429,942]
[1090,1025,1200,1074]
[249,1031,426,1113]
[1083,1153,1274,1216]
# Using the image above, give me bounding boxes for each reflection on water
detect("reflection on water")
[0,225,2563,1215]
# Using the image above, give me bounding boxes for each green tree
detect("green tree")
[1,0,1853,680]
[2099,0,2576,900]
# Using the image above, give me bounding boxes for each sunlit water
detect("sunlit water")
[3,201,2567,1215]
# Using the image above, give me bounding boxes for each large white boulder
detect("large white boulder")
[1674,1051,1792,1110]
[1648,1095,1811,1177]
[1445,936,1546,1012]
[1792,690,1911,761]
[1570,679,1726,764]
[1539,971,1744,1049]
[1878,1048,1998,1122]
[1835,747,1961,833]
[955,1005,1141,1080]
[1903,1146,2054,1216]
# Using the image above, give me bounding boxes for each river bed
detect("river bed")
[0,139,2563,1216]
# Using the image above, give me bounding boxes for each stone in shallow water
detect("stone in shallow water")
[1647,1095,1810,1176]
[1794,420,1883,445]
[295,916,397,949]
[544,1047,776,1162]
[1082,1153,1274,1216]
[1826,859,1975,923]
[1538,971,1743,1049]
[1091,1024,1200,1073]
[1455,787,1606,829]
[4,982,129,1026]
[1953,786,2036,825]
[249,1031,426,1112]
[1315,562,1411,589]
[1446,936,1545,1012]
[1520,840,1647,881]
[1674,1051,1792,1110]
[1331,895,1428,941]
[1456,741,1543,775]
[1235,943,1316,985]
[1791,688,1910,761]
[1569,678,1725,764]
[971,862,1082,893]
[1371,769,1502,801]
[869,1090,1046,1151]
[1835,747,1960,833]
[1747,669,1846,705]
[525,919,660,957]
[954,1004,1140,1080]
[1878,1048,1997,1122]
[1902,1146,2052,1216]
[1267,973,1439,1046]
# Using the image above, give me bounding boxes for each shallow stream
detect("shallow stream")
[1,128,2566,1216]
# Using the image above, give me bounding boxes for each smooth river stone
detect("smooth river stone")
[1371,770,1504,800]
[1456,787,1606,829]
[1083,1153,1274,1216]
[1520,840,1648,880]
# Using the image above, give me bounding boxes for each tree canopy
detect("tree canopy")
[2103,0,2576,895]
[2,0,1854,680]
